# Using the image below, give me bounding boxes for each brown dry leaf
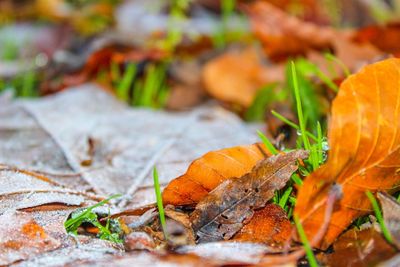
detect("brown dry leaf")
[0,168,96,214]
[295,58,400,249]
[378,192,400,249]
[247,1,381,71]
[354,22,400,56]
[233,203,291,247]
[162,142,270,207]
[190,150,308,243]
[0,211,61,265]
[246,1,334,61]
[202,47,285,108]
[318,228,397,267]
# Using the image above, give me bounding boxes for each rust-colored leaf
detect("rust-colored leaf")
[295,58,400,249]
[318,228,397,267]
[190,150,308,243]
[353,22,400,56]
[233,204,291,247]
[162,143,270,206]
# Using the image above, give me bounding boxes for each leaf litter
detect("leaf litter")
[3,1,400,266]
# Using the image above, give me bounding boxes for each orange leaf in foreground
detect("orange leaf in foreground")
[295,58,400,249]
[162,143,269,206]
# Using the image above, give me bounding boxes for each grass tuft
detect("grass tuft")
[64,194,122,243]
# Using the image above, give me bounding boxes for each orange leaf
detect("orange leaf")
[202,47,284,107]
[233,204,291,246]
[295,58,400,249]
[162,143,269,206]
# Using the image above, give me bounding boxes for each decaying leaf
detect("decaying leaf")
[162,142,270,207]
[233,204,291,247]
[295,58,400,249]
[0,168,94,214]
[176,241,273,265]
[318,228,397,267]
[378,192,400,249]
[190,150,308,243]
[0,211,60,265]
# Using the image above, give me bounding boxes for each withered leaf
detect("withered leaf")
[0,211,60,265]
[233,204,291,247]
[162,142,269,207]
[190,150,308,243]
[295,58,400,249]
[318,228,397,267]
[378,192,400,249]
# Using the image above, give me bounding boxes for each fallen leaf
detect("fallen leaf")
[202,47,285,108]
[162,142,270,207]
[0,168,95,214]
[1,84,261,207]
[353,22,400,56]
[378,192,400,249]
[247,1,381,72]
[233,204,291,247]
[318,228,397,267]
[176,241,273,265]
[0,211,61,265]
[246,1,334,62]
[190,150,308,243]
[295,58,400,249]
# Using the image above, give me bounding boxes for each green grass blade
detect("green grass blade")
[294,214,319,267]
[324,53,350,78]
[291,173,303,186]
[257,130,278,155]
[291,62,311,152]
[117,63,136,101]
[366,191,393,244]
[153,167,168,239]
[271,110,317,142]
[279,187,293,209]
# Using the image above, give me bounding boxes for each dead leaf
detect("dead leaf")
[378,192,400,249]
[0,168,97,214]
[354,22,400,56]
[0,211,61,265]
[295,58,400,249]
[318,228,397,267]
[176,241,273,265]
[247,1,382,72]
[202,47,285,108]
[233,203,291,247]
[246,1,334,61]
[190,150,308,243]
[162,142,270,207]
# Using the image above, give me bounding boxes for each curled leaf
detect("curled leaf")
[162,143,270,206]
[295,58,400,249]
